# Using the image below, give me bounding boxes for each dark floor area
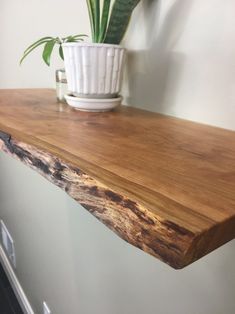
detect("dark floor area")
[0,262,23,314]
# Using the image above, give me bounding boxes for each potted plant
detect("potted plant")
[21,0,141,111]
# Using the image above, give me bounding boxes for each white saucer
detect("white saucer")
[64,94,122,112]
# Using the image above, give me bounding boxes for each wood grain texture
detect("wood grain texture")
[0,89,235,269]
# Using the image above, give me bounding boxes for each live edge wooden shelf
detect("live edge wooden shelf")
[0,89,235,269]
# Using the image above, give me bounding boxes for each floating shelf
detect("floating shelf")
[0,89,234,269]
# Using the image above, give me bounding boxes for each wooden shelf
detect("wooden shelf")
[0,89,234,269]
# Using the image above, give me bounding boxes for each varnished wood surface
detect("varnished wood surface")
[0,89,235,269]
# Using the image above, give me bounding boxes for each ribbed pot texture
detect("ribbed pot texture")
[62,43,126,99]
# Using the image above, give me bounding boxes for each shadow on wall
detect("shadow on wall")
[125,0,195,113]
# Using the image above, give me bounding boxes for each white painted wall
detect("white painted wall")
[0,0,235,314]
[123,0,235,130]
[0,0,89,88]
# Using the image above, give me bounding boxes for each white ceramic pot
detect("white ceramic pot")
[62,43,126,99]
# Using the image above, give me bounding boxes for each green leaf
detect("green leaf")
[20,39,51,65]
[72,34,88,39]
[94,0,100,42]
[59,45,64,60]
[99,0,111,43]
[63,34,87,43]
[23,37,53,54]
[20,34,88,66]
[64,35,73,42]
[87,0,101,42]
[86,0,96,42]
[104,0,141,44]
[42,40,56,66]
